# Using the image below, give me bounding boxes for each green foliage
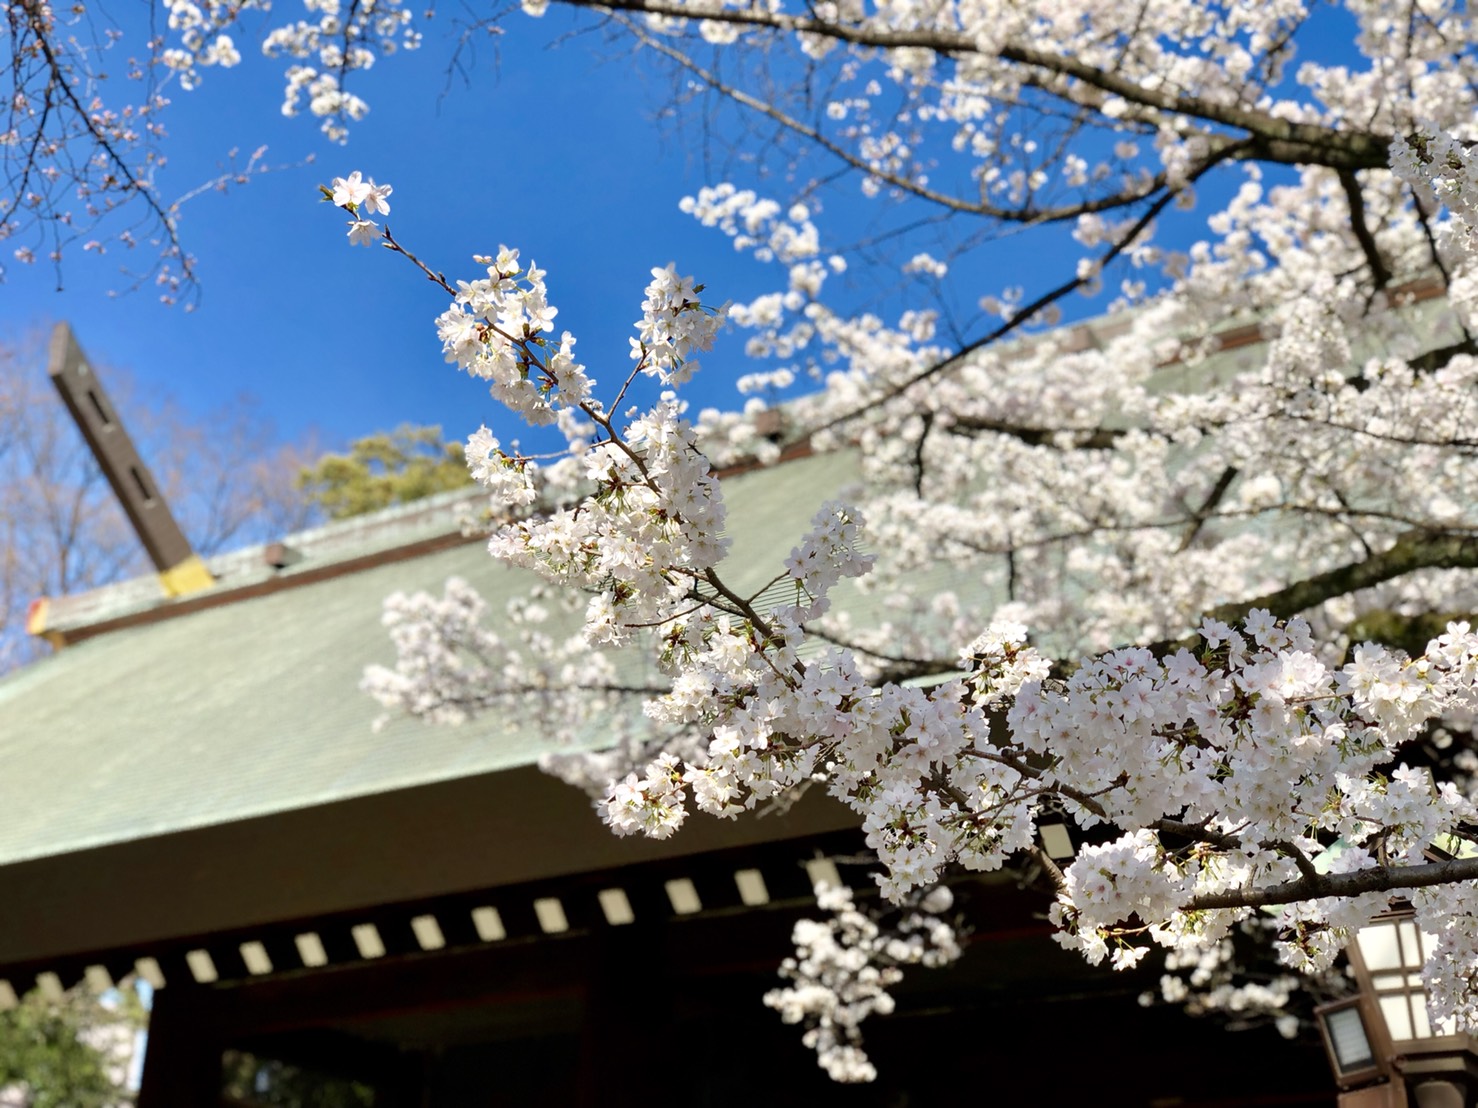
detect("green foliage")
[221,1052,377,1107]
[297,424,473,520]
[1344,609,1475,660]
[0,987,141,1108]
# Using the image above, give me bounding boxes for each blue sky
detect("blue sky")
[3,3,1339,462]
[5,6,808,453]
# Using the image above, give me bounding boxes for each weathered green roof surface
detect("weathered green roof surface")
[4,284,1454,962]
[0,449,865,869]
[12,281,1451,873]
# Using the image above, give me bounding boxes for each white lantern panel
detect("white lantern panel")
[1398,921,1422,967]
[1325,1006,1375,1072]
[1379,994,1414,1041]
[1357,922,1402,971]
[1412,1000,1432,1038]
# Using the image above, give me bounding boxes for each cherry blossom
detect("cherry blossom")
[336,128,1478,1071]
[18,0,1478,1076]
[763,883,961,1080]
[323,13,1478,1075]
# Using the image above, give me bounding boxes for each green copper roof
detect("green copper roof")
[0,450,867,868]
[9,284,1439,874]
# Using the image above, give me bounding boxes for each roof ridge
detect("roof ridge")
[29,436,819,647]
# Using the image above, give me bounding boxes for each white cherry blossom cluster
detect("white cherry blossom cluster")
[1392,127,1478,238]
[365,577,631,729]
[482,395,732,649]
[279,69,369,142]
[632,264,725,385]
[160,0,420,139]
[366,576,503,728]
[782,501,874,618]
[678,185,822,266]
[679,188,964,397]
[1011,617,1478,966]
[1141,917,1315,1039]
[679,186,837,363]
[160,0,259,90]
[345,133,1478,1073]
[434,245,570,420]
[959,622,1052,709]
[763,883,961,1082]
[604,753,689,838]
[328,171,392,247]
[1415,885,1478,1029]
[464,426,538,512]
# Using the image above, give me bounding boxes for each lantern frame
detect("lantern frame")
[1317,994,1394,1090]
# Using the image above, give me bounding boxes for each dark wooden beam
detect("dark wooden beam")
[0,765,860,969]
[136,983,224,1108]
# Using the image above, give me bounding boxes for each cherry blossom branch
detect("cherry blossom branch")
[334,143,1478,1049]
[697,566,782,642]
[10,0,193,288]
[1338,169,1393,291]
[1204,530,1478,625]
[1176,466,1239,553]
[944,417,1124,449]
[561,0,1393,169]
[1024,844,1068,894]
[1185,856,1478,912]
[378,223,457,295]
[810,147,1241,434]
[621,16,1171,224]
